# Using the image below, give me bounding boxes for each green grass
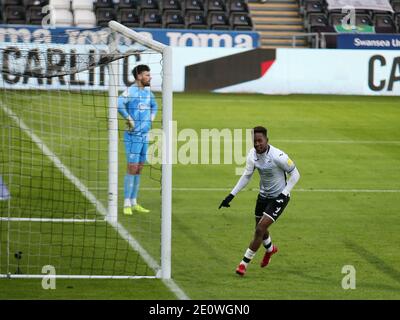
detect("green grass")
[1,92,400,299]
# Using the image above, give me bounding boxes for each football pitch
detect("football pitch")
[1,92,399,299]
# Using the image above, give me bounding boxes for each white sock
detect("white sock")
[131,198,137,206]
[241,248,256,267]
[263,236,274,253]
[124,199,131,208]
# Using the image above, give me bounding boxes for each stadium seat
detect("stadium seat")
[306,13,328,33]
[140,9,162,28]
[206,0,225,14]
[356,14,372,27]
[71,0,93,11]
[230,12,252,30]
[23,0,49,9]
[184,0,204,13]
[49,0,70,10]
[328,12,346,26]
[117,8,140,27]
[393,1,400,13]
[207,11,229,30]
[74,9,96,27]
[27,5,45,24]
[53,8,74,26]
[304,0,324,17]
[374,13,397,33]
[117,0,138,10]
[392,2,400,25]
[185,10,207,29]
[354,9,372,16]
[2,0,23,6]
[95,7,116,27]
[139,0,159,12]
[4,5,26,24]
[163,9,185,28]
[94,0,114,10]
[161,0,181,13]
[300,0,321,15]
[396,15,400,32]
[227,0,248,14]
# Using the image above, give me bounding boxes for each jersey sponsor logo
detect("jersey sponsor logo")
[138,103,149,111]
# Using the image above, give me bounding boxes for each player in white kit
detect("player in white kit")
[219,126,301,276]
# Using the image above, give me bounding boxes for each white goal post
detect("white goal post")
[107,21,173,280]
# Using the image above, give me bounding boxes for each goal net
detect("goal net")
[0,21,172,279]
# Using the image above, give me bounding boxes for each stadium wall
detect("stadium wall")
[180,48,400,96]
[0,44,399,96]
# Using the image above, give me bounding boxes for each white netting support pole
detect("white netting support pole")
[108,21,172,279]
[161,45,173,280]
[107,30,119,223]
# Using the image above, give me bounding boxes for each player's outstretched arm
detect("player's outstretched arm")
[218,172,253,209]
[219,151,255,209]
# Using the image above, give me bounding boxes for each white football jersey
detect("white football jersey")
[243,145,296,198]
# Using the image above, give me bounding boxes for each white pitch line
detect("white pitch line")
[139,187,400,193]
[274,140,400,144]
[296,188,400,193]
[0,218,101,223]
[173,96,400,106]
[1,102,189,301]
[189,138,400,144]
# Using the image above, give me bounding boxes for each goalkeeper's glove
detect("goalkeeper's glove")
[126,116,135,131]
[219,193,234,209]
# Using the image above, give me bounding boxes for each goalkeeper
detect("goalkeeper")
[118,64,158,215]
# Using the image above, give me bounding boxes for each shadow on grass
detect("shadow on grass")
[344,240,400,285]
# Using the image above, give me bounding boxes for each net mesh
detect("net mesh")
[0,28,164,278]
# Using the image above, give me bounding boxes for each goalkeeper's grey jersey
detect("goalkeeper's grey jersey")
[243,145,296,198]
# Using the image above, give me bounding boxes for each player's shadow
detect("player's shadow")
[344,240,400,285]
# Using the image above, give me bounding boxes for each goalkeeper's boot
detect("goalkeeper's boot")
[235,263,247,276]
[123,207,133,215]
[132,204,150,213]
[260,245,278,268]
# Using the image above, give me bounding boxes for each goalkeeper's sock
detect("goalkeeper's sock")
[130,174,141,200]
[263,236,274,253]
[124,174,135,206]
[240,248,256,268]
[131,198,137,206]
